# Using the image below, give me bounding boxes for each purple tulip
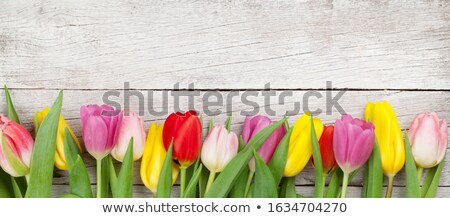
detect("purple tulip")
[243,116,286,171]
[80,104,122,160]
[333,115,375,174]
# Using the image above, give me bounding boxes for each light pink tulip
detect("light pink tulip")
[408,112,447,168]
[111,110,146,162]
[0,115,34,177]
[201,124,238,173]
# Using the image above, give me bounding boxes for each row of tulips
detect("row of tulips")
[0,86,447,198]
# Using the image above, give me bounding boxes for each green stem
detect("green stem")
[386,175,394,198]
[341,172,349,198]
[96,158,102,198]
[180,167,187,198]
[321,173,327,198]
[244,170,255,198]
[417,167,423,185]
[204,171,216,194]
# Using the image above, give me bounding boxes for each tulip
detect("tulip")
[283,113,324,177]
[243,116,286,172]
[201,124,239,193]
[34,107,81,170]
[111,110,146,162]
[365,101,405,197]
[408,112,447,171]
[333,115,375,198]
[162,110,202,197]
[80,104,121,160]
[0,115,34,177]
[311,125,337,175]
[80,104,121,198]
[141,123,179,195]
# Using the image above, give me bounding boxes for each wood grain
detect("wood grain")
[0,0,449,90]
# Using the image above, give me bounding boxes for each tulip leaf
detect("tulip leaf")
[421,157,445,198]
[198,165,210,198]
[228,136,248,198]
[108,156,118,195]
[268,127,293,185]
[183,164,203,198]
[59,193,81,198]
[156,142,174,198]
[11,177,27,198]
[326,169,343,198]
[64,129,92,198]
[404,132,421,198]
[279,176,296,198]
[112,138,134,198]
[363,137,383,198]
[225,116,232,132]
[310,116,325,198]
[252,150,278,198]
[0,168,14,197]
[4,85,20,124]
[25,91,63,198]
[204,118,286,198]
[1,134,30,176]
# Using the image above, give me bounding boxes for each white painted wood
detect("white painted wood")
[0,0,449,90]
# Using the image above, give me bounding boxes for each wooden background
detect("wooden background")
[0,0,449,197]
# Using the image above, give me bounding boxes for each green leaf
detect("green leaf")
[156,142,174,198]
[4,85,20,124]
[25,91,63,198]
[108,156,118,196]
[228,137,248,198]
[59,193,81,198]
[11,177,27,198]
[63,128,81,167]
[279,176,296,198]
[205,118,286,198]
[198,165,210,198]
[252,150,278,198]
[184,164,203,198]
[404,132,420,198]
[422,157,445,198]
[113,138,134,198]
[336,169,360,198]
[363,137,383,198]
[225,116,232,132]
[268,127,292,185]
[1,135,29,176]
[326,169,343,198]
[0,167,14,197]
[310,116,324,198]
[100,156,111,198]
[208,120,214,133]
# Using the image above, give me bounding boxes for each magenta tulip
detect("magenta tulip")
[0,115,34,177]
[80,104,121,160]
[111,110,146,162]
[408,112,447,169]
[333,115,375,198]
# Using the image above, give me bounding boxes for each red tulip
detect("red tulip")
[311,125,337,174]
[162,111,202,168]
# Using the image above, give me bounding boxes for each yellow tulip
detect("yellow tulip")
[283,114,324,177]
[33,107,81,170]
[140,123,179,194]
[365,101,405,177]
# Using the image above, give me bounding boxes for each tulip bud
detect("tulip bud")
[243,116,286,172]
[141,123,179,194]
[111,110,146,162]
[333,115,375,174]
[80,104,121,160]
[408,112,447,168]
[365,101,405,176]
[284,113,324,177]
[201,124,238,173]
[0,115,34,177]
[34,107,81,170]
[162,111,202,168]
[311,125,337,174]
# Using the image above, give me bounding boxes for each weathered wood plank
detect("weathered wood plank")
[1,0,449,90]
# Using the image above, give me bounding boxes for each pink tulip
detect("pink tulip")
[0,115,34,177]
[408,112,447,168]
[111,110,146,162]
[80,104,121,160]
[243,115,286,171]
[333,115,375,174]
[201,124,239,173]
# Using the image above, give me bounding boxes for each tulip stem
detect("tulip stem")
[25,174,30,184]
[321,173,327,197]
[205,171,216,194]
[180,167,187,198]
[341,172,349,198]
[96,159,102,198]
[244,171,255,198]
[417,167,423,184]
[386,175,394,198]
